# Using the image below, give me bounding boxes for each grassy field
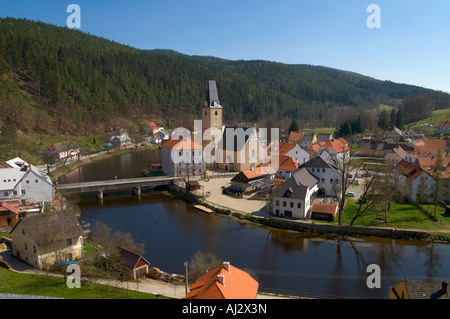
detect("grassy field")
[337,199,450,239]
[407,108,450,133]
[0,266,168,299]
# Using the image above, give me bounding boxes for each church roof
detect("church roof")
[205,80,222,108]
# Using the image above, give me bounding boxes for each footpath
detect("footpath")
[0,250,288,299]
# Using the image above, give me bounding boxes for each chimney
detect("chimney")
[223,261,230,273]
[217,274,225,286]
[441,280,448,294]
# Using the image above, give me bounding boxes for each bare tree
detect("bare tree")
[349,167,382,226]
[187,250,222,283]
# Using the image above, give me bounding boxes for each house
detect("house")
[271,167,319,218]
[148,135,162,144]
[300,152,342,197]
[436,121,450,132]
[276,141,309,164]
[394,160,436,203]
[161,137,205,177]
[385,126,403,142]
[229,166,275,194]
[389,280,449,299]
[413,139,447,157]
[316,133,333,143]
[10,209,84,269]
[42,141,80,162]
[300,133,317,149]
[310,138,350,162]
[110,129,132,148]
[273,155,301,180]
[310,202,338,221]
[146,122,160,135]
[403,128,418,142]
[384,146,417,167]
[288,131,303,144]
[117,246,151,280]
[0,158,53,204]
[185,261,259,299]
[0,201,19,227]
[358,140,387,157]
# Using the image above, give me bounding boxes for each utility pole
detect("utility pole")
[184,261,189,295]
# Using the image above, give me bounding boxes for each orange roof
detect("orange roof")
[309,139,349,153]
[278,142,299,155]
[414,139,446,156]
[288,131,303,143]
[277,155,301,171]
[0,201,19,214]
[185,262,259,299]
[162,137,204,150]
[311,203,338,216]
[148,122,159,129]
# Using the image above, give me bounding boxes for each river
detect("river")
[60,149,450,299]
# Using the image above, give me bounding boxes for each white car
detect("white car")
[346,192,355,197]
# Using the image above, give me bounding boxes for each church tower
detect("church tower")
[202,80,223,147]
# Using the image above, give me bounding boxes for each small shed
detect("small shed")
[310,203,338,221]
[118,247,150,280]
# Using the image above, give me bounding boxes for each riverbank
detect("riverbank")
[169,178,450,244]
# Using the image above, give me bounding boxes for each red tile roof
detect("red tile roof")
[311,203,338,216]
[148,122,159,130]
[288,131,303,143]
[185,262,259,299]
[413,139,446,156]
[162,137,204,150]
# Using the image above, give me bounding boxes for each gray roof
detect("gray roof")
[12,209,83,246]
[205,80,222,108]
[273,167,318,200]
[359,140,387,150]
[301,153,339,172]
[392,280,449,299]
[219,126,257,152]
[118,247,150,270]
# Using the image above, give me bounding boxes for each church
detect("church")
[201,80,271,172]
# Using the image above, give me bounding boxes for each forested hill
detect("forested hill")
[0,17,440,137]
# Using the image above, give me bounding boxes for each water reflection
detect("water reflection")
[71,150,450,299]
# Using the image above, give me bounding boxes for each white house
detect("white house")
[271,167,319,219]
[436,121,450,132]
[394,159,436,203]
[0,158,53,204]
[300,152,342,197]
[276,141,310,164]
[161,137,205,177]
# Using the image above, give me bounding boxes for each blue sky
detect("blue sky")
[1,0,450,93]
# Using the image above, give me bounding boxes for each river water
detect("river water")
[61,149,450,299]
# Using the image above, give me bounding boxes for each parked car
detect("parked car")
[345,192,355,197]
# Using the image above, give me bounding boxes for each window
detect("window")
[322,169,325,173]
[321,178,325,182]
[67,238,73,246]
[276,200,279,206]
[330,179,333,183]
[290,202,294,208]
[21,190,26,195]
[35,180,38,183]
[33,245,37,253]
[4,192,8,196]
[22,229,25,235]
[24,242,28,250]
[297,202,301,208]
[215,111,218,116]
[283,201,286,207]
[26,180,29,184]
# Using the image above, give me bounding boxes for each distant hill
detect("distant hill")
[0,17,445,137]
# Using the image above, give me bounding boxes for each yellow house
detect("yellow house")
[10,209,84,269]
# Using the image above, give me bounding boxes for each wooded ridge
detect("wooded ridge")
[0,17,446,137]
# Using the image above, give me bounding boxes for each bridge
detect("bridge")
[56,176,184,199]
